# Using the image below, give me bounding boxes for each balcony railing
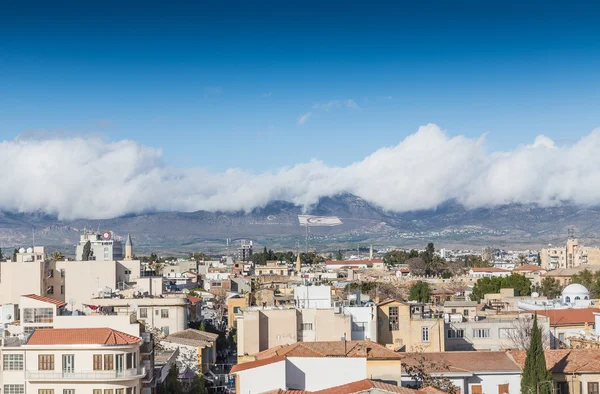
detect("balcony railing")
[26,366,146,381]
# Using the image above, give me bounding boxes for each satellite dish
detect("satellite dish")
[26,247,33,253]
[19,248,25,253]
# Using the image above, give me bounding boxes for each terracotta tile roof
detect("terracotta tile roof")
[401,351,521,373]
[23,294,67,308]
[508,349,600,373]
[187,295,202,304]
[536,308,600,326]
[26,327,140,346]
[311,379,423,394]
[254,340,402,360]
[230,355,286,373]
[470,267,509,273]
[513,264,545,272]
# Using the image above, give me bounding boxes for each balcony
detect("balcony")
[26,366,146,381]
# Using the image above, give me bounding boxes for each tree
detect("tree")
[536,253,542,266]
[51,251,65,261]
[502,273,532,296]
[409,281,430,303]
[157,364,183,394]
[540,277,561,299]
[404,352,459,394]
[421,243,435,268]
[520,314,552,394]
[407,257,427,276]
[82,241,92,261]
[12,248,18,262]
[0,248,3,261]
[335,249,344,260]
[469,274,532,302]
[505,315,550,350]
[187,375,208,394]
[465,255,493,268]
[383,250,408,265]
[517,254,528,266]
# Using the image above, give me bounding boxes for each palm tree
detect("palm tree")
[52,252,65,261]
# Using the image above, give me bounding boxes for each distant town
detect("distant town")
[0,228,598,394]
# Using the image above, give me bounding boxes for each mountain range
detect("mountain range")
[1,194,599,255]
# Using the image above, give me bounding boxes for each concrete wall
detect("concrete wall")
[286,357,366,391]
[0,260,44,304]
[403,373,521,394]
[366,360,402,386]
[293,285,332,308]
[57,260,117,310]
[237,360,286,394]
[54,315,141,337]
[344,305,377,341]
[298,309,351,342]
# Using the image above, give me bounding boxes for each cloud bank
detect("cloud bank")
[2,124,600,220]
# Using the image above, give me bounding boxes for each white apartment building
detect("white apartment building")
[90,296,189,336]
[293,285,332,309]
[75,231,123,261]
[469,267,511,278]
[0,327,145,394]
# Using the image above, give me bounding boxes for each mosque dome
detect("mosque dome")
[562,283,590,303]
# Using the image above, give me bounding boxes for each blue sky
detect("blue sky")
[1,0,600,172]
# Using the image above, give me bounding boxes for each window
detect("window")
[422,327,430,342]
[47,269,54,278]
[301,323,313,331]
[60,269,65,277]
[161,309,169,318]
[161,327,170,335]
[588,383,599,394]
[127,389,133,394]
[155,309,159,316]
[38,389,54,394]
[94,390,102,394]
[451,309,456,313]
[139,308,148,318]
[38,354,54,370]
[464,309,469,316]
[499,328,516,339]
[104,354,114,370]
[4,386,24,394]
[126,353,133,369]
[389,306,399,331]
[63,390,75,394]
[46,286,54,295]
[61,285,65,295]
[93,354,103,370]
[104,390,114,394]
[116,390,125,394]
[23,308,54,323]
[3,354,24,370]
[473,329,490,338]
[559,333,565,343]
[447,329,464,339]
[471,385,482,394]
[233,306,241,313]
[557,382,570,394]
[565,296,571,303]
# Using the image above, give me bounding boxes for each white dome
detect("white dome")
[562,283,590,303]
[562,283,589,296]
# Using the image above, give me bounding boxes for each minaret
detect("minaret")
[296,253,301,274]
[125,233,133,260]
[369,244,373,260]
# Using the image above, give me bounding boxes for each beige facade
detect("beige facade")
[0,247,48,305]
[376,300,445,352]
[541,238,600,270]
[227,297,248,329]
[237,307,351,357]
[92,296,189,336]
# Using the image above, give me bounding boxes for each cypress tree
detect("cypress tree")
[521,314,552,394]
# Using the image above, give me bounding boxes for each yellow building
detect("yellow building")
[541,238,600,270]
[376,300,445,352]
[255,260,290,276]
[227,295,248,329]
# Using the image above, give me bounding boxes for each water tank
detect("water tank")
[26,247,33,253]
[18,248,25,253]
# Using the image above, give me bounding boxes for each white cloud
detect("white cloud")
[297,112,311,125]
[312,99,359,111]
[262,92,272,97]
[2,124,600,220]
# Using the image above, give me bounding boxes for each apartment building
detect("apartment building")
[231,340,403,393]
[75,230,123,261]
[377,300,445,352]
[236,307,351,357]
[0,247,50,305]
[541,238,600,270]
[254,261,290,276]
[536,308,600,348]
[0,327,145,394]
[90,296,189,336]
[469,267,510,278]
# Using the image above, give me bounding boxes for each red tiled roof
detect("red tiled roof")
[230,355,285,373]
[254,340,402,360]
[187,295,202,304]
[23,294,67,308]
[513,264,545,272]
[471,267,509,273]
[401,351,521,373]
[312,379,425,394]
[508,349,600,373]
[536,308,600,326]
[26,327,140,346]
